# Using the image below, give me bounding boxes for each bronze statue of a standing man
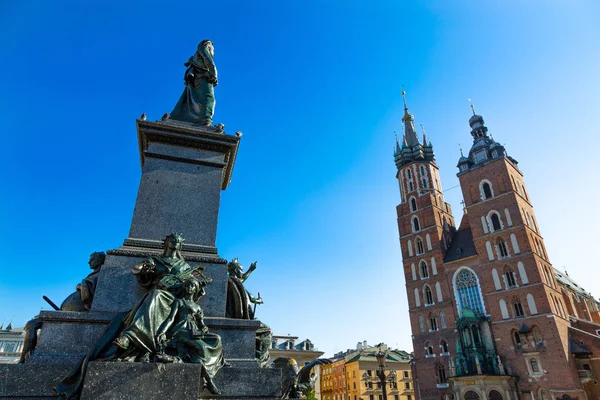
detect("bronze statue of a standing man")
[170,40,218,126]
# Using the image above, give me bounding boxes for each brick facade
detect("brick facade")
[394,103,600,400]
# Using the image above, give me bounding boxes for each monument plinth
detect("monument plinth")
[129,119,240,249]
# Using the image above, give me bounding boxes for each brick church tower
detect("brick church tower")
[395,98,600,400]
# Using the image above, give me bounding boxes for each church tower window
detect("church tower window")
[424,285,434,305]
[490,213,502,231]
[429,314,438,331]
[416,237,424,255]
[454,268,485,314]
[412,216,420,232]
[480,180,494,200]
[420,261,429,279]
[504,267,517,288]
[513,300,525,317]
[410,197,417,212]
[497,239,509,258]
[513,330,522,346]
[436,364,447,384]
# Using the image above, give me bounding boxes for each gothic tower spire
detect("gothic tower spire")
[394,91,435,169]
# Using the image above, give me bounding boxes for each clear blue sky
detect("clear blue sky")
[1,0,599,356]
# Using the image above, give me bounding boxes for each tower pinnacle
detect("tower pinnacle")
[393,91,435,169]
[401,91,420,146]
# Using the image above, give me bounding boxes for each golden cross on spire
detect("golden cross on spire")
[468,98,476,115]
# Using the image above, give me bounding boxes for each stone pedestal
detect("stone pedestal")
[128,120,240,248]
[3,120,282,399]
[80,363,281,400]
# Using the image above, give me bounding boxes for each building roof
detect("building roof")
[554,269,594,299]
[444,228,477,263]
[569,338,592,355]
[344,348,412,364]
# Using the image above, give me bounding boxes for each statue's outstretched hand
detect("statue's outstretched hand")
[249,262,258,272]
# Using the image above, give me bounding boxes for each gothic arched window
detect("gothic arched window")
[490,213,502,231]
[504,267,517,288]
[429,314,438,331]
[416,237,424,255]
[410,197,417,212]
[420,260,429,279]
[454,268,485,314]
[440,340,449,353]
[436,364,447,384]
[497,239,509,258]
[424,285,434,305]
[412,216,420,232]
[513,299,525,317]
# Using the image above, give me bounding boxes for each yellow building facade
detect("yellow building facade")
[320,344,414,400]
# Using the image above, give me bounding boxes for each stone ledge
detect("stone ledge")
[38,310,117,323]
[136,119,240,190]
[37,311,263,330]
[80,362,281,399]
[0,364,72,397]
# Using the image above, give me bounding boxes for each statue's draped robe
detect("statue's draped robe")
[60,270,100,312]
[170,45,217,125]
[168,299,224,378]
[56,256,223,399]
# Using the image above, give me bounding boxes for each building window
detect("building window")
[440,310,447,328]
[416,238,424,255]
[490,213,502,231]
[513,300,525,317]
[420,165,426,176]
[530,358,540,373]
[480,180,494,199]
[409,181,414,192]
[497,239,509,258]
[406,169,412,180]
[407,396,412,400]
[426,343,434,355]
[422,178,428,188]
[404,371,409,378]
[370,395,374,400]
[454,268,485,314]
[430,315,438,331]
[410,197,417,212]
[505,268,517,288]
[405,382,410,389]
[420,261,429,279]
[440,340,449,353]
[412,216,420,232]
[436,364,447,383]
[424,285,434,305]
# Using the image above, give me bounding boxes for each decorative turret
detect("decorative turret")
[394,91,435,169]
[456,104,515,174]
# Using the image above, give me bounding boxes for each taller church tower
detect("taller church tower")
[395,92,458,400]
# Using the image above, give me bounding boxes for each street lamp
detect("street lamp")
[375,345,397,400]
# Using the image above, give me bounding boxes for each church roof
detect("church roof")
[444,228,477,262]
[554,269,594,298]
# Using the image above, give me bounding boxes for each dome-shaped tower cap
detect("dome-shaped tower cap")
[469,114,484,127]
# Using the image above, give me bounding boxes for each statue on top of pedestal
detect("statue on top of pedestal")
[170,40,218,126]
